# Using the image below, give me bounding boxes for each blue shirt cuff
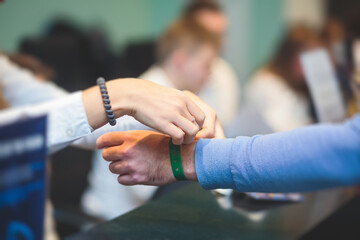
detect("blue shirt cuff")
[195,138,236,190]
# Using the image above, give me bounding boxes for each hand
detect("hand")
[97,130,198,186]
[183,91,225,139]
[83,78,205,145]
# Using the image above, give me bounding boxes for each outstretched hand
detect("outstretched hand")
[97,130,198,186]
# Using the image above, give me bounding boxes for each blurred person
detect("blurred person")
[121,0,239,128]
[8,53,55,82]
[98,112,360,192]
[323,19,350,67]
[243,25,322,134]
[82,19,225,220]
[322,18,356,113]
[182,0,240,129]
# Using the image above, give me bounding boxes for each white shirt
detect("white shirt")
[0,55,68,106]
[198,58,240,129]
[245,69,313,133]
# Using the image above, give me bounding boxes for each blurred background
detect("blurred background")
[0,0,324,87]
[1,0,360,239]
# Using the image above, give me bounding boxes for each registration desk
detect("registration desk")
[68,183,358,240]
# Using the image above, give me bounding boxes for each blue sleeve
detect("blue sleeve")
[195,114,360,192]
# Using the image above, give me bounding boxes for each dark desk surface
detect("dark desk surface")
[68,183,355,240]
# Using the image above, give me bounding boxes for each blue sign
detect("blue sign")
[0,116,47,240]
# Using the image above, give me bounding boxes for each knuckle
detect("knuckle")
[207,132,215,138]
[198,129,210,138]
[123,146,134,159]
[102,149,110,160]
[101,134,112,146]
[173,131,184,141]
[191,125,200,135]
[118,176,127,185]
[109,163,116,173]
[133,174,146,184]
[118,176,132,186]
[208,109,216,119]
[174,102,183,111]
[129,175,138,184]
[127,161,135,172]
[198,112,206,123]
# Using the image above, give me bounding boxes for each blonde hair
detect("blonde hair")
[157,19,220,64]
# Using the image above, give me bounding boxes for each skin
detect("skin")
[96,94,224,186]
[163,44,217,93]
[195,10,228,36]
[97,130,197,186]
[82,78,220,145]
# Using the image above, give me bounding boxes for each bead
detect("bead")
[97,77,116,126]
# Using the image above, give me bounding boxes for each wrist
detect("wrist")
[82,78,134,130]
[106,79,134,117]
[181,141,198,181]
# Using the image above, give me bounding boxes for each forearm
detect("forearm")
[195,115,360,192]
[82,80,132,130]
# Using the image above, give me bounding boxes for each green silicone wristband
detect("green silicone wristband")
[169,139,187,181]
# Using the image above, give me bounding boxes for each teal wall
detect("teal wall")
[221,0,285,84]
[0,0,186,52]
[0,0,285,84]
[247,0,285,78]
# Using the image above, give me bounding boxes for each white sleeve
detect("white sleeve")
[0,55,68,107]
[0,92,92,154]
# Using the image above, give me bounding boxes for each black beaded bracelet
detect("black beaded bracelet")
[96,77,117,126]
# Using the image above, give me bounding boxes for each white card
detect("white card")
[300,48,346,123]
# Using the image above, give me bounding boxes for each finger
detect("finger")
[96,132,125,149]
[176,102,199,128]
[109,161,130,175]
[196,112,217,139]
[118,174,136,186]
[186,98,205,129]
[196,123,216,138]
[215,120,226,139]
[172,116,199,144]
[162,123,185,145]
[102,145,125,161]
[196,120,214,138]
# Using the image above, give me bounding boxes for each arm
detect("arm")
[0,76,221,154]
[73,88,224,149]
[196,114,360,192]
[1,55,220,149]
[100,114,360,192]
